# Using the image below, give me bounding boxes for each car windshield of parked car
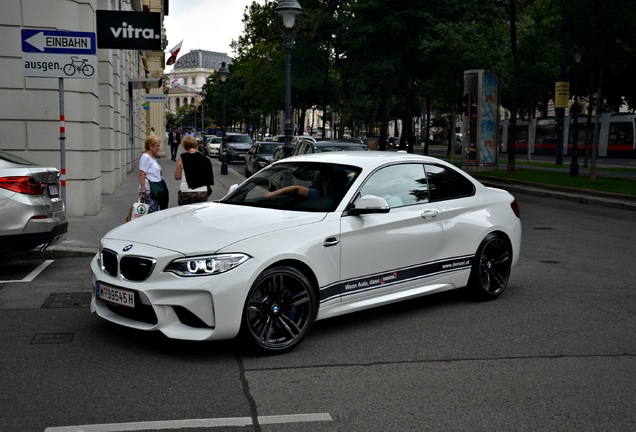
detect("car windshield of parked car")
[227,135,253,143]
[0,149,38,166]
[221,162,361,212]
[314,145,370,152]
[258,143,280,154]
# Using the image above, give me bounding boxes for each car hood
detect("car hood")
[104,202,325,255]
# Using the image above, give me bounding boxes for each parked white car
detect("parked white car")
[0,149,67,263]
[91,152,521,353]
[205,135,222,157]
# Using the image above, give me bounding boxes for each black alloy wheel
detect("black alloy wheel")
[469,233,512,300]
[242,266,316,354]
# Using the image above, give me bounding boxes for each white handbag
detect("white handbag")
[127,200,150,221]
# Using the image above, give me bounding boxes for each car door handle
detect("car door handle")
[421,209,439,219]
[323,237,339,247]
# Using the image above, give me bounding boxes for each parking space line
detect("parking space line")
[44,413,333,431]
[0,259,54,283]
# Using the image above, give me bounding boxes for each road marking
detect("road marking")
[0,259,54,283]
[44,413,333,431]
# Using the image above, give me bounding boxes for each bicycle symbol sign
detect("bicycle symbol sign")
[22,52,98,79]
[63,56,95,77]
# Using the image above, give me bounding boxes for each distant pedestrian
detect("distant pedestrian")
[185,127,195,138]
[168,127,181,161]
[174,135,214,205]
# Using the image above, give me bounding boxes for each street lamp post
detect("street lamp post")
[218,62,230,175]
[190,102,196,138]
[276,0,303,158]
[570,52,581,177]
[200,89,207,154]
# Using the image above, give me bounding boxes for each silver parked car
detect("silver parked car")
[0,149,68,263]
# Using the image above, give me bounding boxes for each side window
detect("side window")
[359,164,428,208]
[424,164,475,201]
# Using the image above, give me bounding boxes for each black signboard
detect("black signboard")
[96,10,161,50]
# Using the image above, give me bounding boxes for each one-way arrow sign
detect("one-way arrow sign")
[22,29,96,55]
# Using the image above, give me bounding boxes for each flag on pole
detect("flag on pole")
[166,40,183,66]
[170,78,184,88]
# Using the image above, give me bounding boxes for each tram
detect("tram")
[500,113,636,158]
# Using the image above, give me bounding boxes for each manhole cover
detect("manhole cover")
[30,333,74,345]
[42,292,91,308]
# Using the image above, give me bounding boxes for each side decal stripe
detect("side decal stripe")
[319,255,474,303]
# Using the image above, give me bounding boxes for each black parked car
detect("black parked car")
[223,133,253,163]
[244,142,280,177]
[292,139,370,156]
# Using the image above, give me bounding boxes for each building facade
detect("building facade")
[0,0,167,216]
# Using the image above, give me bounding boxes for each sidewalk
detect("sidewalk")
[28,153,636,260]
[33,156,245,258]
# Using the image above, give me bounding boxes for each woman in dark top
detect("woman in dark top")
[174,136,214,205]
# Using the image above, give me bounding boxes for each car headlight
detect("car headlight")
[165,253,249,277]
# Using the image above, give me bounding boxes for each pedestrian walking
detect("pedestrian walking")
[168,127,181,161]
[139,135,169,212]
[174,135,214,205]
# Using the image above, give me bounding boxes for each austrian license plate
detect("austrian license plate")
[96,282,135,308]
[48,184,59,197]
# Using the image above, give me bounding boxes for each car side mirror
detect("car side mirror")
[347,195,390,216]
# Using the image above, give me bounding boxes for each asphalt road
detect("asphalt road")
[0,192,634,432]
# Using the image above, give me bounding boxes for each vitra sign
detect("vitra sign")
[96,10,161,50]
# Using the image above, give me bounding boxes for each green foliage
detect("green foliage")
[219,0,636,139]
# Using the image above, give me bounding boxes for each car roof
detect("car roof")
[271,150,449,169]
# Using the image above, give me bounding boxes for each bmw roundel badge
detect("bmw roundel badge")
[123,245,133,252]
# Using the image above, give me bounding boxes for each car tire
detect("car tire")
[241,266,316,354]
[468,233,511,300]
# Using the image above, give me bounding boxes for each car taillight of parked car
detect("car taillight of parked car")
[0,176,47,195]
[510,199,520,218]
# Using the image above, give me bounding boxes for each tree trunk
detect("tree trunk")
[507,0,520,173]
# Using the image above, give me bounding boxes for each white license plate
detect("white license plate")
[48,185,59,196]
[96,283,135,308]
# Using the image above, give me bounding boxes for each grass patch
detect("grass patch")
[473,168,636,195]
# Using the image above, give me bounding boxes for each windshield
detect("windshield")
[221,161,361,212]
[227,134,253,143]
[0,149,38,166]
[314,145,370,153]
[258,143,280,154]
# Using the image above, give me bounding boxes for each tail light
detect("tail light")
[510,199,520,218]
[0,176,47,195]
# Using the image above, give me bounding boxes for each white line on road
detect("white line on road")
[44,413,333,431]
[0,259,54,283]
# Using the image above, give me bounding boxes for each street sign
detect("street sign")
[22,29,96,55]
[145,94,167,103]
[23,53,98,79]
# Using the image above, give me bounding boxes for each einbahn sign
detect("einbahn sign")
[22,29,96,55]
[21,29,97,79]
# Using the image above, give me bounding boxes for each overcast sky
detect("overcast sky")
[163,0,267,72]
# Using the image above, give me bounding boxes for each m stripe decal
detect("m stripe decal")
[319,255,473,302]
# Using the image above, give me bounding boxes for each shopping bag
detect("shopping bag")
[126,201,150,222]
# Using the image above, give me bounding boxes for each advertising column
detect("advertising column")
[462,69,500,167]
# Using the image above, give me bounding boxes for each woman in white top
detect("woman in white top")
[139,135,166,212]
[174,135,214,206]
